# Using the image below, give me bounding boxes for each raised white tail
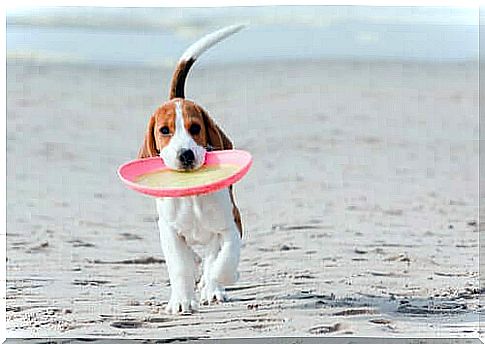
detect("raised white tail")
[169,24,246,100]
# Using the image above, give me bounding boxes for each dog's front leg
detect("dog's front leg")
[200,226,240,304]
[158,218,198,314]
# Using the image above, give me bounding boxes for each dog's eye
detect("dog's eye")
[160,126,170,135]
[189,124,201,135]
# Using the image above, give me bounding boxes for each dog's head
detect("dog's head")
[137,26,245,169]
[138,98,232,171]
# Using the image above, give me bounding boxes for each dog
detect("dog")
[137,25,245,314]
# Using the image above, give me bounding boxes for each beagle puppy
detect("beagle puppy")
[137,25,244,314]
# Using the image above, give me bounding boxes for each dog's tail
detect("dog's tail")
[169,24,245,100]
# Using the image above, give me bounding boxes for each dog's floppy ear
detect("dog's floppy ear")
[138,115,159,159]
[200,108,233,151]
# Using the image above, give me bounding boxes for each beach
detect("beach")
[5,56,480,339]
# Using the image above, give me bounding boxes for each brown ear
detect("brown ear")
[137,115,159,159]
[201,108,233,151]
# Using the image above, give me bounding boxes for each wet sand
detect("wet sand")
[6,58,480,338]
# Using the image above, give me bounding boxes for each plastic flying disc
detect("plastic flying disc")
[118,150,252,198]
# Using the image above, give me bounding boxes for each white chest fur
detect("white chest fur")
[156,188,235,245]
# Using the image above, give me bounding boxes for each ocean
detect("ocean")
[6,6,478,67]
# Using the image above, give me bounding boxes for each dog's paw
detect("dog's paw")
[200,282,226,305]
[165,295,198,315]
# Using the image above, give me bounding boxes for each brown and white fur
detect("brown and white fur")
[137,25,244,314]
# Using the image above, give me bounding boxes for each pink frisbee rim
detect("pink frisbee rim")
[117,150,252,198]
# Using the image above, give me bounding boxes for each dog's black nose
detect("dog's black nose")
[179,149,195,168]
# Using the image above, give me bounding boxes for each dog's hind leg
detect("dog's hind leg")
[200,226,240,304]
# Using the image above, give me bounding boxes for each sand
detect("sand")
[6,58,480,339]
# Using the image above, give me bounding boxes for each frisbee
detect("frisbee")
[118,150,252,198]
